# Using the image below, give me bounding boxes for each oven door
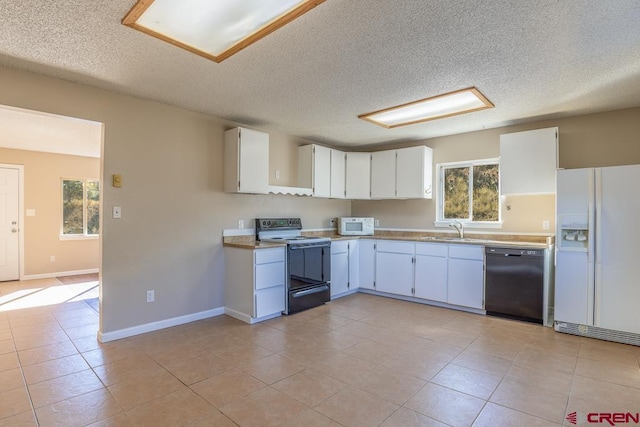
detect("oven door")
[286,242,331,314]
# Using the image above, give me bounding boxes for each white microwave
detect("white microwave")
[337,217,374,236]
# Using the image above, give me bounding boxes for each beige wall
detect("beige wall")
[0,148,99,275]
[0,65,349,334]
[353,107,640,232]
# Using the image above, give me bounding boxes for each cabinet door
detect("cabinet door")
[447,258,484,309]
[331,251,349,297]
[370,150,396,199]
[313,145,331,198]
[376,252,414,296]
[238,128,269,194]
[414,255,448,302]
[255,286,285,318]
[359,240,376,290]
[330,149,346,198]
[345,152,371,199]
[348,240,359,290]
[500,127,558,194]
[396,146,432,199]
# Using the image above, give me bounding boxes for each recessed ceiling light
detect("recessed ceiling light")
[122,0,325,63]
[359,87,494,128]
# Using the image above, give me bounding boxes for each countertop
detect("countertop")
[223,230,553,250]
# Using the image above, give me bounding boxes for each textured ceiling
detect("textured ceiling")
[0,0,639,148]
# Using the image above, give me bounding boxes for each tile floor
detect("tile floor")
[1,277,640,426]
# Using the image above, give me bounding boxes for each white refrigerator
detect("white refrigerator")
[555,164,640,345]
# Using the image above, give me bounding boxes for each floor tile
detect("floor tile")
[567,374,640,413]
[0,409,38,426]
[186,410,238,426]
[241,353,304,385]
[162,353,236,385]
[22,353,90,385]
[513,347,577,374]
[10,322,63,339]
[272,368,346,407]
[84,412,137,427]
[92,353,162,386]
[574,356,640,389]
[313,352,377,384]
[0,386,33,419]
[431,364,502,400]
[107,367,186,411]
[35,388,122,426]
[343,339,399,364]
[380,407,448,427]
[473,402,559,427]
[382,349,450,381]
[490,379,568,423]
[126,388,217,426]
[0,352,19,372]
[28,369,104,408]
[220,387,308,427]
[13,330,69,351]
[352,366,426,405]
[0,368,25,393]
[504,364,573,394]
[280,409,340,427]
[452,349,512,377]
[191,369,266,409]
[0,339,17,354]
[18,340,78,366]
[405,383,485,427]
[314,386,399,427]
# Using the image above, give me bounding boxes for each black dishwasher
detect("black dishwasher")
[485,247,544,324]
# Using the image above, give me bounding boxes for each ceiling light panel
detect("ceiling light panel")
[123,0,324,63]
[359,87,494,128]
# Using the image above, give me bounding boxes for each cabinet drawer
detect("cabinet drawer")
[376,240,414,254]
[255,248,285,264]
[331,240,349,255]
[255,286,285,318]
[415,242,448,257]
[448,244,484,260]
[255,262,284,290]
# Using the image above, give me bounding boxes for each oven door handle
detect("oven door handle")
[288,244,330,250]
[292,285,330,298]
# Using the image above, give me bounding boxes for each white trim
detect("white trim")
[22,268,99,281]
[357,289,486,316]
[374,227,554,237]
[98,307,225,343]
[331,288,359,300]
[59,234,99,241]
[223,307,282,324]
[433,221,503,229]
[0,163,25,281]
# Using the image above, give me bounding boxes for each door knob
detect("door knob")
[11,228,17,233]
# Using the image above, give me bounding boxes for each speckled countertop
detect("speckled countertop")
[223,230,553,250]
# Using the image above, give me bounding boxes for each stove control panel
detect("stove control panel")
[255,218,302,231]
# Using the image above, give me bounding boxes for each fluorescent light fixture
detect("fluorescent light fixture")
[122,0,325,63]
[359,87,494,128]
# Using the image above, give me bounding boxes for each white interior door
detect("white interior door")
[0,167,20,281]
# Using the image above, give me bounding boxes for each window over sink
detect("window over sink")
[435,158,501,228]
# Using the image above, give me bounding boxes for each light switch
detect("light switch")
[26,209,36,217]
[112,174,122,188]
[113,206,122,219]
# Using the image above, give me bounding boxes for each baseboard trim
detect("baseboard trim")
[358,289,487,315]
[224,307,282,324]
[22,268,99,281]
[98,307,225,343]
[331,288,359,300]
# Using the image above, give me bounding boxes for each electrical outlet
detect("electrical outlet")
[375,219,380,227]
[275,170,281,180]
[113,206,122,219]
[542,220,550,230]
[146,290,155,303]
[50,255,55,262]
[329,218,336,226]
[238,220,244,229]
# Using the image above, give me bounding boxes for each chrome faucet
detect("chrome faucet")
[449,221,464,238]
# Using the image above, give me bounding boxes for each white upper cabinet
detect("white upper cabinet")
[370,146,433,199]
[330,149,346,199]
[298,145,345,199]
[224,127,269,194]
[298,144,331,197]
[500,127,558,195]
[345,152,371,199]
[396,146,433,199]
[370,150,396,199]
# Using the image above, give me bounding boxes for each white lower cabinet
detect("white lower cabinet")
[331,240,359,298]
[224,246,285,323]
[447,245,484,309]
[375,241,414,297]
[359,239,376,290]
[414,243,448,302]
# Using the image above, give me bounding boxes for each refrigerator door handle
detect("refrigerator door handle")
[593,168,602,326]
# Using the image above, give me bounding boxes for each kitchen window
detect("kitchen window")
[435,159,501,228]
[61,178,99,238]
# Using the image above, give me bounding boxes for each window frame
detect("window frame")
[434,158,502,229]
[60,178,100,240]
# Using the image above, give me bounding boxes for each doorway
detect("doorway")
[0,165,21,281]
